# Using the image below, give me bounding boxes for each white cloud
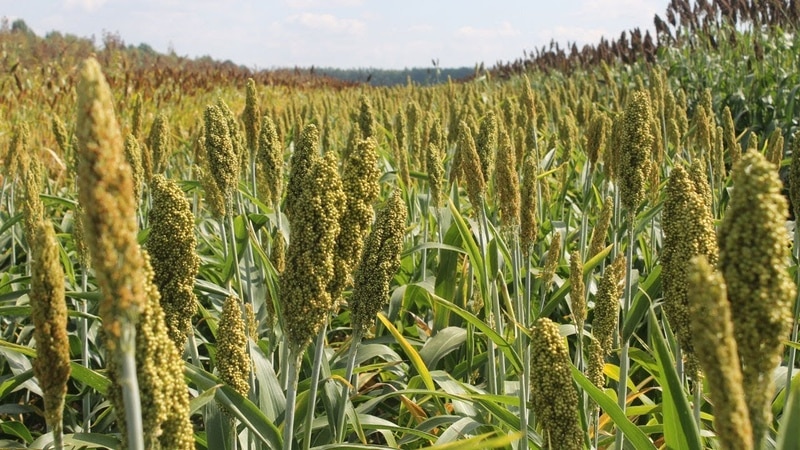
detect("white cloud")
[284,0,364,8]
[456,21,520,39]
[64,0,110,12]
[575,0,660,24]
[286,12,365,35]
[537,25,610,46]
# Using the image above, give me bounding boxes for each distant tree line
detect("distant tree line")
[312,66,475,86]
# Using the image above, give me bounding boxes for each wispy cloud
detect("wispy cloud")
[455,21,519,39]
[575,0,660,23]
[64,0,110,12]
[537,25,610,46]
[284,0,364,8]
[285,12,365,35]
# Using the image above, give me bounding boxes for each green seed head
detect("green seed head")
[619,90,654,215]
[688,256,753,450]
[557,108,578,163]
[76,57,145,346]
[4,122,29,181]
[257,114,283,207]
[123,133,144,204]
[722,105,741,168]
[476,110,498,182]
[587,196,613,260]
[351,190,407,334]
[30,220,70,434]
[204,103,238,211]
[457,120,485,212]
[130,93,143,138]
[147,174,200,350]
[519,152,539,256]
[662,165,718,381]
[592,256,625,355]
[719,150,796,444]
[217,295,251,397]
[280,150,345,351]
[330,137,381,303]
[569,250,586,333]
[790,132,800,218]
[284,124,319,221]
[243,78,261,154]
[496,129,520,229]
[131,252,195,449]
[217,98,247,174]
[21,155,44,248]
[426,140,445,209]
[147,112,171,177]
[357,94,376,140]
[529,317,584,450]
[541,232,562,290]
[586,335,605,392]
[586,110,610,167]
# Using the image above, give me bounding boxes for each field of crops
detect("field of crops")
[3,2,800,449]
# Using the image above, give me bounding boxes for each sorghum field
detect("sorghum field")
[3,1,800,449]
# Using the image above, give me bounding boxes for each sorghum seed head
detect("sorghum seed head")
[719,150,796,444]
[217,295,251,397]
[280,150,345,351]
[147,174,200,350]
[243,78,260,154]
[529,317,583,450]
[688,256,753,450]
[662,164,718,381]
[257,114,283,207]
[204,103,238,210]
[592,255,625,355]
[351,190,408,334]
[457,121,485,212]
[475,110,498,182]
[496,129,520,228]
[123,133,144,204]
[30,220,70,433]
[619,90,653,215]
[569,250,586,333]
[147,112,171,177]
[284,124,319,221]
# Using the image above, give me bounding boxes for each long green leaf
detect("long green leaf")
[185,363,283,449]
[426,293,522,372]
[377,313,435,392]
[778,380,800,449]
[570,365,657,450]
[648,308,702,450]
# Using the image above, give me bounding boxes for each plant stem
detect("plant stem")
[302,322,328,450]
[80,270,92,432]
[512,234,529,450]
[283,351,302,450]
[785,224,800,409]
[614,214,635,450]
[336,331,362,442]
[119,322,144,450]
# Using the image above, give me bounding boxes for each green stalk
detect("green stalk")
[226,212,245,298]
[119,323,144,450]
[336,331,362,442]
[785,224,800,407]
[302,322,328,450]
[51,416,64,450]
[614,214,635,450]
[512,235,529,450]
[80,271,92,432]
[479,203,503,394]
[283,352,302,450]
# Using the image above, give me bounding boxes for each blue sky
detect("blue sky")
[2,0,662,69]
